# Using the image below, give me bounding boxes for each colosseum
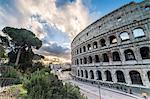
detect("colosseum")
[71,0,150,95]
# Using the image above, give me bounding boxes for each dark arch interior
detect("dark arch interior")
[100,39,106,47]
[113,52,121,61]
[96,70,102,80]
[129,71,143,85]
[85,70,88,78]
[124,49,135,61]
[105,70,112,82]
[89,70,94,79]
[140,47,150,59]
[116,71,125,83]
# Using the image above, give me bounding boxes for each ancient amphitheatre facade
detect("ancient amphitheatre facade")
[71,0,150,95]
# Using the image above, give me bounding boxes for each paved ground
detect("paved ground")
[66,80,146,99]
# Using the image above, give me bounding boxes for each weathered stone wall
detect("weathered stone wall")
[71,0,150,90]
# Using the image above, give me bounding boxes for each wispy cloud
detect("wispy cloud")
[0,0,99,63]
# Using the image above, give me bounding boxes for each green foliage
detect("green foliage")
[2,27,42,66]
[22,68,85,99]
[63,83,85,99]
[2,27,42,49]
[0,45,6,58]
[28,62,45,73]
[1,67,22,84]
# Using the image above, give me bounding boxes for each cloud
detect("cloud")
[41,43,70,56]
[0,0,99,63]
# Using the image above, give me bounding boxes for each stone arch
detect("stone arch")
[102,53,109,62]
[77,49,79,54]
[78,70,80,76]
[80,58,83,64]
[147,71,150,82]
[133,28,145,38]
[140,47,150,59]
[87,44,91,50]
[93,41,98,49]
[129,70,143,85]
[120,32,129,41]
[80,48,82,53]
[124,49,135,61]
[89,70,94,79]
[116,70,126,83]
[77,59,79,65]
[109,35,117,44]
[81,70,84,77]
[105,70,112,82]
[95,55,100,63]
[96,70,102,80]
[112,51,121,61]
[88,56,93,63]
[83,46,86,52]
[100,38,106,47]
[83,57,87,64]
[85,70,88,78]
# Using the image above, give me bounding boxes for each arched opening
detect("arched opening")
[116,70,126,83]
[81,70,83,77]
[133,28,145,38]
[113,51,121,61]
[140,47,150,59]
[96,70,102,80]
[77,59,79,65]
[89,70,94,79]
[129,71,143,85]
[120,32,129,41]
[105,70,112,82]
[83,57,87,64]
[88,56,93,63]
[109,35,117,44]
[103,53,109,62]
[93,41,98,49]
[77,49,79,54]
[78,70,80,76]
[80,58,83,64]
[83,46,86,52]
[85,70,88,78]
[124,49,135,61]
[95,55,100,63]
[80,48,82,53]
[100,39,106,47]
[147,71,150,82]
[87,44,91,50]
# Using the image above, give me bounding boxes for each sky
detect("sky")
[0,0,143,64]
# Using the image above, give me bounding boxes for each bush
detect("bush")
[0,67,22,85]
[22,68,85,99]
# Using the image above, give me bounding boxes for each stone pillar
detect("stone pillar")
[94,70,98,80]
[124,70,132,85]
[119,48,126,64]
[141,69,150,87]
[134,47,143,64]
[106,36,110,47]
[116,33,121,45]
[108,51,113,65]
[102,69,106,81]
[128,29,134,41]
[111,69,117,83]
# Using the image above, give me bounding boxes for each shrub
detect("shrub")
[22,68,85,99]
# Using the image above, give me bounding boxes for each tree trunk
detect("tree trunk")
[15,48,21,66]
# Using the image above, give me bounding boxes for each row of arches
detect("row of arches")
[77,69,150,85]
[75,28,145,55]
[74,46,150,65]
